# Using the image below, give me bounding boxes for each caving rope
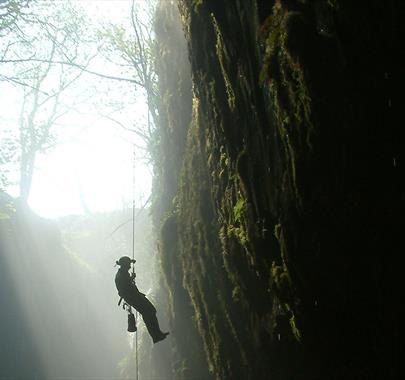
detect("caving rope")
[120,147,139,380]
[131,147,140,380]
[117,114,152,380]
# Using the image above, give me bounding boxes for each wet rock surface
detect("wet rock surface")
[153,1,402,379]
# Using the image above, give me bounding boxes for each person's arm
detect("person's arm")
[120,270,145,296]
[117,271,136,298]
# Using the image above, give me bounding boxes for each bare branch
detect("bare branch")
[1,58,143,85]
[108,194,152,237]
[0,73,50,94]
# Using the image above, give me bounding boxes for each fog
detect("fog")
[1,0,400,379]
[1,1,170,379]
[0,200,168,379]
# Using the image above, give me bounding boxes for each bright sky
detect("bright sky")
[29,117,152,218]
[1,0,153,218]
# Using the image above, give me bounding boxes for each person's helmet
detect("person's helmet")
[116,256,136,266]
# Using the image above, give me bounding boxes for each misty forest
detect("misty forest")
[0,0,401,379]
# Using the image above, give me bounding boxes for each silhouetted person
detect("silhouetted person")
[115,256,169,343]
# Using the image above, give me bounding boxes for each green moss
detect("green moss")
[259,6,316,208]
[233,197,246,223]
[269,81,302,204]
[211,14,236,111]
[271,234,302,344]
[192,0,203,13]
[231,285,241,302]
[154,1,317,376]
[227,224,248,247]
[289,311,302,342]
[223,190,249,248]
[159,211,178,316]
[274,223,287,266]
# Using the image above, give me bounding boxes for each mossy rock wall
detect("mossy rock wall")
[153,1,402,379]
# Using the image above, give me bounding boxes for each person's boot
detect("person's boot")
[153,331,169,344]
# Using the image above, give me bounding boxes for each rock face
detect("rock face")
[153,1,402,379]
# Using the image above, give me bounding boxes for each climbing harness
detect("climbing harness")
[117,297,137,332]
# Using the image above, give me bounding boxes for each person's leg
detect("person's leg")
[128,294,168,342]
